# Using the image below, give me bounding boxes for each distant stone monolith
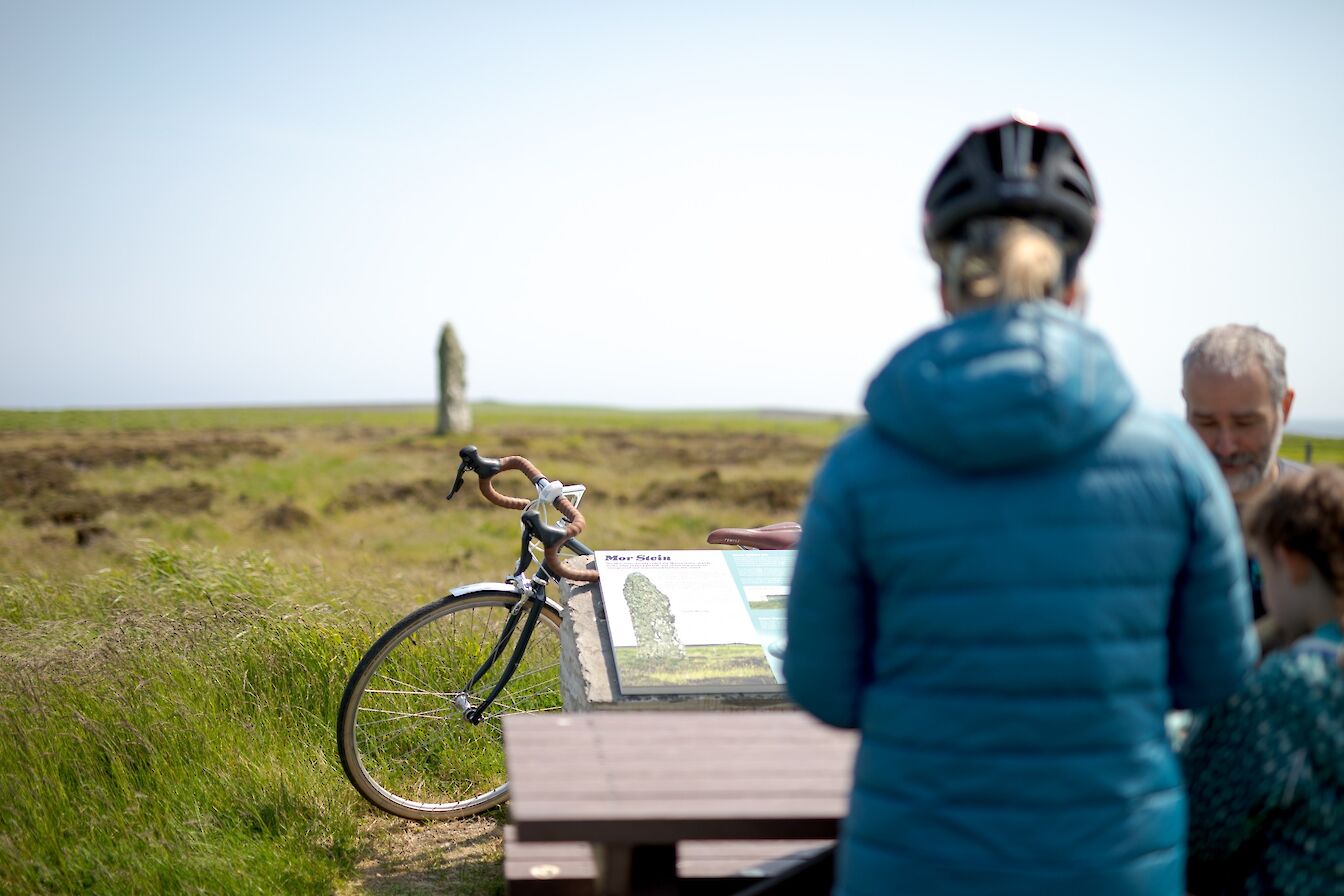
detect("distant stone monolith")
[435,323,472,435]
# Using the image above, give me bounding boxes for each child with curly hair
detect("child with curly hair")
[1182,465,1344,895]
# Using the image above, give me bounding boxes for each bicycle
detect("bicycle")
[336,445,798,820]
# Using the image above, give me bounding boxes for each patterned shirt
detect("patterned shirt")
[1180,622,1344,895]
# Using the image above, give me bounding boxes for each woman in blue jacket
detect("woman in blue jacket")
[785,115,1258,896]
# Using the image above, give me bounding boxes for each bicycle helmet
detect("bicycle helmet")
[923,113,1098,265]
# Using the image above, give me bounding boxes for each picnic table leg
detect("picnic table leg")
[593,843,678,896]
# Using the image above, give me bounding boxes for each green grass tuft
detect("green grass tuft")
[0,545,378,895]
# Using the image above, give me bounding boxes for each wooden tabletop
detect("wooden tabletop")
[503,710,858,845]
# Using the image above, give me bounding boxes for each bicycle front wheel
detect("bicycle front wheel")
[337,588,564,820]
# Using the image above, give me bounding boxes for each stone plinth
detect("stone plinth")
[558,558,793,712]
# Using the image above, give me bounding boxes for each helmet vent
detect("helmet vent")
[1059,169,1092,203]
[986,133,1004,176]
[1029,131,1047,167]
[938,176,974,205]
[1060,180,1089,202]
[994,125,1041,179]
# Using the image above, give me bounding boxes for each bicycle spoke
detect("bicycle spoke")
[363,686,456,699]
[357,705,460,723]
[484,677,560,708]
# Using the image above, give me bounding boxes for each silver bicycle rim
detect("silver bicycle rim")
[343,591,563,819]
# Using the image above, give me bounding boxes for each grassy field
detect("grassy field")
[0,403,848,895]
[0,403,1338,895]
[1282,431,1344,466]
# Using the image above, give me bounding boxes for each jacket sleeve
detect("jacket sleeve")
[1167,427,1258,710]
[784,450,873,729]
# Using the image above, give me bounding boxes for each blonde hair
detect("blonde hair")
[943,220,1065,313]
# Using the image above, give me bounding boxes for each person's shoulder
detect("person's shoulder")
[813,419,924,493]
[1099,405,1227,492]
[1104,405,1203,455]
[811,421,875,486]
[1256,642,1344,706]
[1245,651,1344,763]
[824,416,923,462]
[1277,457,1311,478]
[821,419,875,463]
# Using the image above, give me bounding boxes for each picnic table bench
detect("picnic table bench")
[503,710,858,896]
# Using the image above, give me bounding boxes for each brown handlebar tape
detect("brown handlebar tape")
[544,545,600,583]
[477,456,600,583]
[475,456,538,510]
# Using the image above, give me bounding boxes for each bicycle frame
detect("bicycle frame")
[445,454,595,724]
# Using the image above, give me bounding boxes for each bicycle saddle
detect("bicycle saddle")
[706,521,801,550]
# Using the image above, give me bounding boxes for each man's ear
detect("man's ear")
[1282,388,1296,425]
[1060,281,1079,308]
[1274,544,1314,584]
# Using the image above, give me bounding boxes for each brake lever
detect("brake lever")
[446,459,469,501]
[447,445,490,501]
[522,508,570,548]
[513,525,533,578]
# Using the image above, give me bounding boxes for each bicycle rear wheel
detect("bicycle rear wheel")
[337,588,564,819]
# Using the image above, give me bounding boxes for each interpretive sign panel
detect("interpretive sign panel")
[594,550,795,695]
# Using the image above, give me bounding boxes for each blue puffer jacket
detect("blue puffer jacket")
[785,302,1258,896]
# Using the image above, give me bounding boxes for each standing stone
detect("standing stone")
[435,323,472,435]
[624,573,685,660]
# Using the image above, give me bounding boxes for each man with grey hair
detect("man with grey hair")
[1182,323,1308,628]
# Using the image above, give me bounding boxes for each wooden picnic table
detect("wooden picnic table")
[503,710,858,896]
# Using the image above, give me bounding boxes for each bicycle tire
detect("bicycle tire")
[337,587,564,820]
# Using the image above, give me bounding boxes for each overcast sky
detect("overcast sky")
[2,2,1341,430]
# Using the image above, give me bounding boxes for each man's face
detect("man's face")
[1183,362,1292,501]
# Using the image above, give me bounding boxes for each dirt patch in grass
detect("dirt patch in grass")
[0,452,77,501]
[340,814,504,896]
[0,434,279,477]
[0,434,267,527]
[75,524,114,547]
[259,501,314,530]
[18,489,109,526]
[556,428,826,468]
[634,469,808,514]
[116,481,217,514]
[18,482,217,527]
[329,480,453,513]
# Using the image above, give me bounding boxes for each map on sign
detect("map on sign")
[594,550,794,695]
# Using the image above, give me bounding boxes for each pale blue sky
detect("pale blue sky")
[2,2,1341,428]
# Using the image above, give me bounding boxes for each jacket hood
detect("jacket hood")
[864,302,1134,472]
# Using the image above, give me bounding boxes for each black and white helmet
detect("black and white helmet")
[923,113,1098,265]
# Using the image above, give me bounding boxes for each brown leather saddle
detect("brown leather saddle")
[705,521,801,551]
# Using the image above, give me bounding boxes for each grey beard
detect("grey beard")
[1226,417,1285,497]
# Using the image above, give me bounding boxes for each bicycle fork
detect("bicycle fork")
[454,576,550,724]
